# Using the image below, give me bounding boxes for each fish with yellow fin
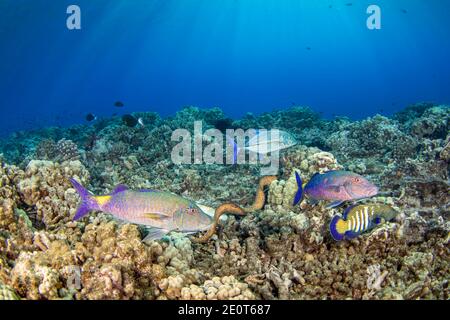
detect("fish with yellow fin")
[70,178,213,241]
[329,204,398,241]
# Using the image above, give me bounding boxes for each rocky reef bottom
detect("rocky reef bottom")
[0,103,448,300]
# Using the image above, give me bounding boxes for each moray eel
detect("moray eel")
[191,175,277,243]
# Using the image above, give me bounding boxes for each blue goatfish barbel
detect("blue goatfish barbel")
[70,179,213,241]
[293,170,378,208]
[329,204,398,241]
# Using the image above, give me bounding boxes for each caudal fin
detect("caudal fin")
[329,215,346,241]
[293,171,303,206]
[70,178,95,220]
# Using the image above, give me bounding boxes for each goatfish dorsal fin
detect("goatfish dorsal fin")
[111,185,128,194]
[138,189,158,193]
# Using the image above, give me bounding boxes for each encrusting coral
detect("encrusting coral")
[0,103,448,300]
[17,160,90,229]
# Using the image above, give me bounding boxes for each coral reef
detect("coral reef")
[17,160,90,229]
[179,276,255,300]
[0,103,448,300]
[326,115,418,166]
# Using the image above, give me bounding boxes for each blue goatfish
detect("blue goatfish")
[329,204,398,241]
[70,179,213,241]
[293,170,378,208]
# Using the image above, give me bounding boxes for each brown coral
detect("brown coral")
[17,160,90,229]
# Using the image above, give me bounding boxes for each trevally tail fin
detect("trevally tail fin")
[70,178,95,220]
[293,171,303,206]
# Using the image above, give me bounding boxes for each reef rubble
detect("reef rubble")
[0,103,448,300]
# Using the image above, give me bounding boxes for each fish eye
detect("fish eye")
[187,207,197,215]
[354,177,361,183]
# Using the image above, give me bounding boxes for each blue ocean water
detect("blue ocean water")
[0,0,449,137]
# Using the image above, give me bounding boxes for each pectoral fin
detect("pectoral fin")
[143,213,170,220]
[142,228,170,242]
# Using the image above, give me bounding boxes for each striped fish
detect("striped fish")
[329,204,398,241]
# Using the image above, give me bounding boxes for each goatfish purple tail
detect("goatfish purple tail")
[293,171,303,206]
[70,178,98,220]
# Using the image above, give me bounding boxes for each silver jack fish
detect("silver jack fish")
[227,129,297,163]
[70,179,213,241]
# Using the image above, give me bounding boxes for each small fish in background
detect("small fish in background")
[85,113,97,122]
[84,133,98,151]
[213,118,234,133]
[70,179,214,241]
[227,129,297,163]
[122,114,138,127]
[306,46,311,51]
[401,9,408,14]
[346,3,353,6]
[122,114,145,128]
[329,204,398,241]
[293,170,378,208]
[114,101,124,108]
